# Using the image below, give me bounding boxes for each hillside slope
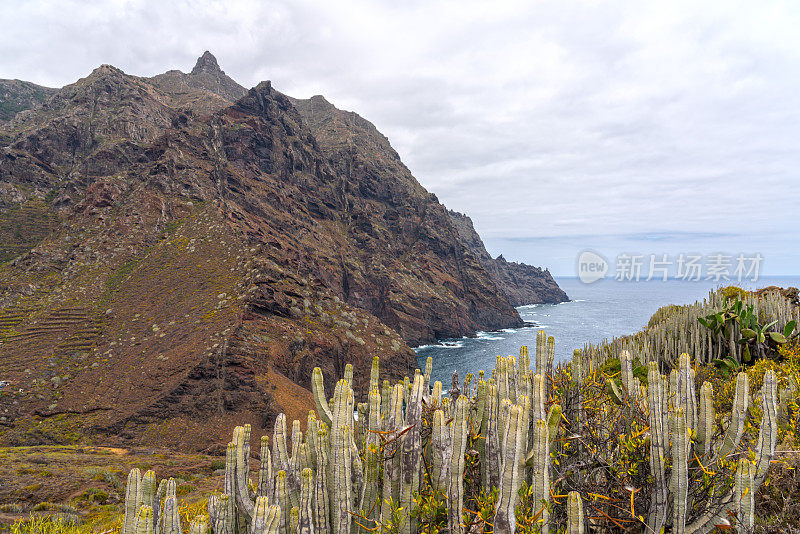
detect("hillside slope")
[0,53,565,450]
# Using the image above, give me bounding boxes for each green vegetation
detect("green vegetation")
[4,287,799,532]
[110,288,795,533]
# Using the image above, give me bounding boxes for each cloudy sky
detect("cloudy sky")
[2,0,799,276]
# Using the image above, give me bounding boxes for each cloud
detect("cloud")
[1,0,798,274]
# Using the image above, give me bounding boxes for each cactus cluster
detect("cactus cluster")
[121,323,788,533]
[579,288,799,371]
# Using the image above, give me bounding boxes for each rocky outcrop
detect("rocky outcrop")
[290,94,524,343]
[448,209,568,305]
[148,51,247,115]
[0,79,58,126]
[0,53,558,450]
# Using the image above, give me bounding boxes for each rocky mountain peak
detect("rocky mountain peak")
[191,51,222,75]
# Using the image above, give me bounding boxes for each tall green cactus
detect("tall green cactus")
[329,379,353,534]
[313,422,330,534]
[190,516,208,534]
[717,372,749,460]
[381,383,404,522]
[274,471,290,534]
[312,368,334,426]
[212,494,235,534]
[494,403,526,534]
[431,409,450,494]
[645,362,668,534]
[123,468,143,534]
[298,468,314,534]
[671,406,689,533]
[161,489,183,534]
[735,459,755,530]
[250,496,274,534]
[536,330,546,374]
[484,382,501,493]
[448,395,469,534]
[567,491,584,534]
[134,505,155,534]
[399,374,424,534]
[697,382,714,456]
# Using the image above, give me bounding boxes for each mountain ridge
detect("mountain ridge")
[0,52,566,450]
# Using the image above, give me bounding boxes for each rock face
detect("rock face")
[149,51,247,113]
[289,94,524,344]
[0,79,58,126]
[0,53,564,450]
[448,210,568,305]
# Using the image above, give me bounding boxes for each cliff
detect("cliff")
[448,209,568,305]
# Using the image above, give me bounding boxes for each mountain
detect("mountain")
[448,210,568,305]
[0,53,566,450]
[148,51,247,115]
[0,80,58,127]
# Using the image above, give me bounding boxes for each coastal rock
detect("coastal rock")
[448,209,569,305]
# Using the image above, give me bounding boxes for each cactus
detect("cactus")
[671,407,689,533]
[294,468,313,534]
[530,418,550,534]
[312,368,334,426]
[141,470,156,515]
[331,423,352,534]
[313,422,331,534]
[645,361,668,534]
[250,497,273,534]
[448,395,469,534]
[423,356,433,395]
[431,409,450,494]
[697,382,714,456]
[619,349,638,399]
[381,383,404,521]
[483,383,501,493]
[536,330,547,374]
[328,378,354,534]
[232,425,256,518]
[189,516,208,534]
[135,505,155,534]
[755,370,779,485]
[531,373,546,423]
[735,459,755,530]
[717,372,749,461]
[120,329,789,534]
[358,443,381,531]
[567,491,584,534]
[123,469,143,534]
[161,490,183,534]
[399,374,424,534]
[494,403,527,534]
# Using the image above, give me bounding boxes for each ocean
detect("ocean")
[415,276,800,386]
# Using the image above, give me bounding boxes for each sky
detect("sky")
[1,0,799,276]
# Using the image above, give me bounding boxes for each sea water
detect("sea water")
[416,276,800,386]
